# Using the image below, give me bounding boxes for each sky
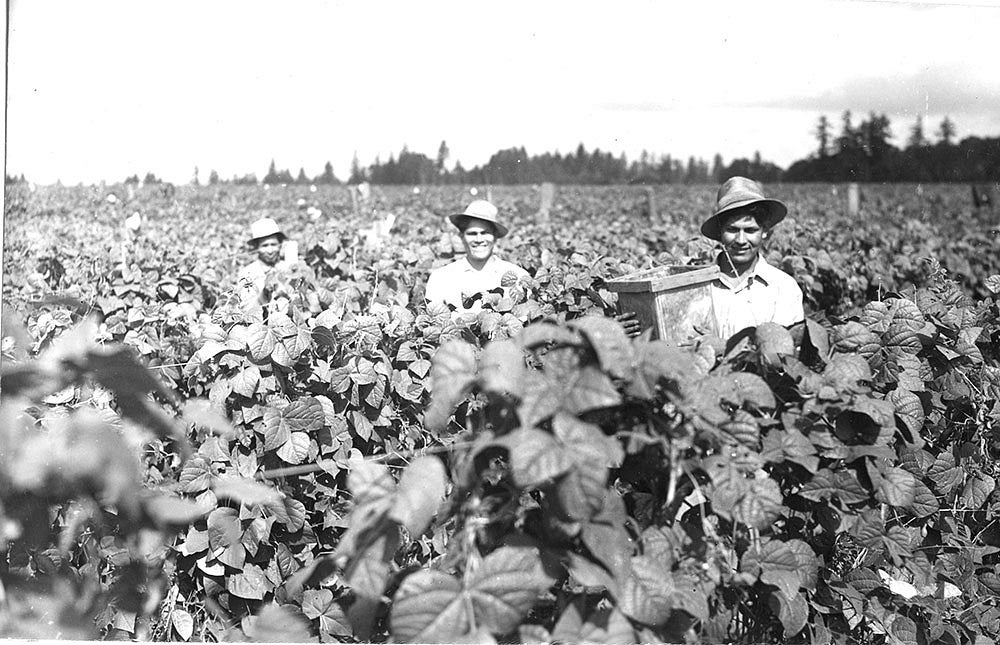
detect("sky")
[5,0,1000,185]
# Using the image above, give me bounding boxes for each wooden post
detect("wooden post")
[350,185,359,217]
[538,182,554,224]
[847,183,860,216]
[645,186,657,220]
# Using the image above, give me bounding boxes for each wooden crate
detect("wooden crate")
[604,264,721,344]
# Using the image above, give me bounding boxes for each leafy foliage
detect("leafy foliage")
[3,182,1000,643]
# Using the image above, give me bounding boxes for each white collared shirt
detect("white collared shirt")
[424,255,529,312]
[707,254,804,339]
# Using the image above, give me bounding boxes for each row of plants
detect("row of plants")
[2,182,999,643]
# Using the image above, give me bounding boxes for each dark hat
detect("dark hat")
[701,177,787,241]
[448,200,509,238]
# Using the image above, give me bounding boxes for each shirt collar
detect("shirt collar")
[460,255,497,272]
[716,253,773,290]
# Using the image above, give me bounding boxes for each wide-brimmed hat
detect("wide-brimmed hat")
[701,177,787,241]
[248,217,286,247]
[448,200,509,238]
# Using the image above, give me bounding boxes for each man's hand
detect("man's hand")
[615,311,642,338]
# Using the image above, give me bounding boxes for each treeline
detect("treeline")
[349,142,781,186]
[6,113,997,188]
[786,112,1000,182]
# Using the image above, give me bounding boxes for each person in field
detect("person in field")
[238,217,292,308]
[426,199,643,334]
[424,200,530,313]
[699,176,804,339]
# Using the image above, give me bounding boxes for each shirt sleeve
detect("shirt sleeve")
[424,268,447,306]
[773,277,805,326]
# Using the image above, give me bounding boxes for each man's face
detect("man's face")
[719,212,765,267]
[256,236,282,266]
[461,219,496,262]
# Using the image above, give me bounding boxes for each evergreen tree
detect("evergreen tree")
[937,116,956,145]
[348,152,366,184]
[815,115,831,157]
[907,115,927,149]
[315,161,338,185]
[296,168,309,184]
[436,140,450,179]
[208,170,220,185]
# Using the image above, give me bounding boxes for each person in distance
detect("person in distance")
[698,176,804,339]
[424,200,530,314]
[238,217,292,308]
[425,199,642,335]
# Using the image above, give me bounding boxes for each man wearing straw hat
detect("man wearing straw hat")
[238,217,291,307]
[425,200,530,313]
[698,176,804,339]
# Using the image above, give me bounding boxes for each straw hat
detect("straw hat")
[248,217,286,247]
[448,200,509,238]
[701,177,787,241]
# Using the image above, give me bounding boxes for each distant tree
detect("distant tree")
[348,152,366,184]
[937,116,956,145]
[907,115,928,149]
[837,110,858,153]
[315,161,339,185]
[861,112,892,156]
[295,167,309,184]
[124,174,141,185]
[263,160,293,184]
[143,172,162,185]
[815,115,831,158]
[263,160,279,184]
[711,154,725,182]
[208,170,220,185]
[192,166,200,186]
[436,140,450,179]
[233,173,258,185]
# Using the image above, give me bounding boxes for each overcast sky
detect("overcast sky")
[6,0,1000,185]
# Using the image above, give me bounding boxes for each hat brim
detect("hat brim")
[448,214,509,238]
[248,231,287,248]
[701,198,787,241]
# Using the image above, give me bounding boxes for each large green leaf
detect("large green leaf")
[571,315,635,379]
[769,590,808,637]
[424,339,478,430]
[741,539,801,600]
[207,506,242,551]
[247,323,277,361]
[927,452,964,494]
[508,427,570,487]
[465,546,553,633]
[479,339,525,397]
[390,456,447,536]
[798,468,870,505]
[282,397,325,433]
[552,599,635,644]
[243,603,313,642]
[231,365,261,398]
[390,570,468,643]
[580,491,632,582]
[618,555,672,626]
[960,473,995,509]
[874,466,916,507]
[227,563,268,600]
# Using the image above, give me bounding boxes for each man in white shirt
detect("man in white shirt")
[238,217,292,309]
[425,200,529,313]
[699,177,804,339]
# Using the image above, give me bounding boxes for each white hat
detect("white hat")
[448,200,509,238]
[248,217,286,247]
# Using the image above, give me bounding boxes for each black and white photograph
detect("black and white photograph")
[3,0,1000,642]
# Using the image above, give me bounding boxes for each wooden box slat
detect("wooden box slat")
[605,264,720,344]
